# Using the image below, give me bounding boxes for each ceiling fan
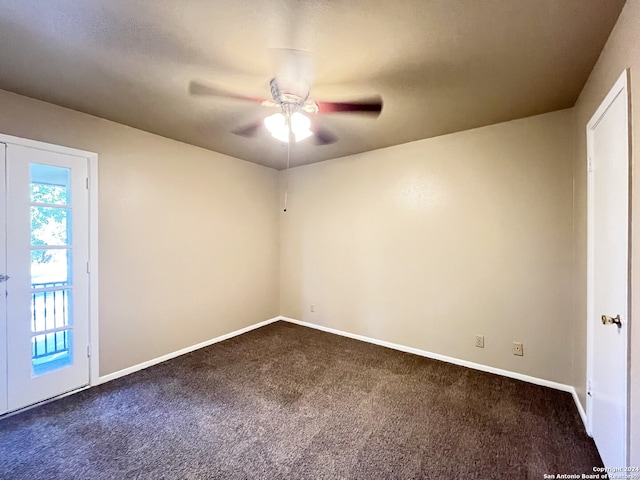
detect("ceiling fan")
[188,50,383,146]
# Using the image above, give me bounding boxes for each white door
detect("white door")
[1,143,90,413]
[587,71,629,468]
[0,143,7,414]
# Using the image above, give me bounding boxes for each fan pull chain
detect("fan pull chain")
[283,116,292,212]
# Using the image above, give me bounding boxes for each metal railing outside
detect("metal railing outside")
[31,281,70,362]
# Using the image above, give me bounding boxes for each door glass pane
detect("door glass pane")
[32,330,73,375]
[31,288,72,332]
[31,249,71,288]
[30,164,70,205]
[29,163,75,377]
[30,288,73,375]
[31,206,69,246]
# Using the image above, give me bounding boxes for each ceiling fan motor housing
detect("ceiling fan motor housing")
[270,77,310,105]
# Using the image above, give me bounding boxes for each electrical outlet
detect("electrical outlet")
[513,342,524,356]
[475,335,484,348]
[310,304,315,313]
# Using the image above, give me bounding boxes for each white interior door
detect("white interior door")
[587,71,629,468]
[3,143,90,413]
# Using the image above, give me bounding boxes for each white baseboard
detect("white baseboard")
[279,316,587,428]
[18,314,588,433]
[571,389,589,433]
[97,316,281,384]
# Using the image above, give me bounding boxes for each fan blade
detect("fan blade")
[316,96,383,117]
[232,121,263,138]
[189,80,263,103]
[312,125,338,146]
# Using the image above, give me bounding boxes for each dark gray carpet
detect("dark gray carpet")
[1,321,602,479]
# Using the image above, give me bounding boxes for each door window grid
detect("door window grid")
[29,163,74,374]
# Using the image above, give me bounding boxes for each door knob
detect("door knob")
[0,274,9,283]
[601,314,622,328]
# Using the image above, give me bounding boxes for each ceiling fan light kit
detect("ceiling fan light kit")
[264,111,312,143]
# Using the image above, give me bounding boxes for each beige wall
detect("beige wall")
[573,0,640,465]
[0,89,280,376]
[280,109,574,384]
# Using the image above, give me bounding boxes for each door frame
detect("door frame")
[585,69,630,463]
[0,133,99,395]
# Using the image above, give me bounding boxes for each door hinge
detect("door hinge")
[86,177,90,189]
[587,379,592,396]
[86,261,90,274]
[87,344,91,358]
[588,156,593,173]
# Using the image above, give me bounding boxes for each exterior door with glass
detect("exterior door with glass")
[2,143,90,413]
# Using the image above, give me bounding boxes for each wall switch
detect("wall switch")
[475,335,484,348]
[310,304,315,313]
[513,342,524,356]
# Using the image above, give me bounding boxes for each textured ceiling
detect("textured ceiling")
[0,0,626,169]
